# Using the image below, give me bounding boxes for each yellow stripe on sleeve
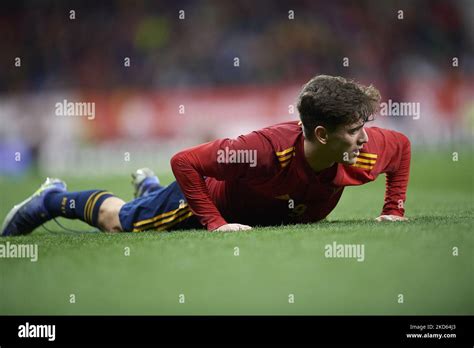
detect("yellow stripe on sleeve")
[358,152,378,159]
[276,147,295,157]
[355,158,377,164]
[352,163,374,170]
[278,153,294,162]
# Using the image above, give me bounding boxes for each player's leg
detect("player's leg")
[131,167,162,198]
[95,167,163,232]
[97,197,125,232]
[118,179,200,232]
[114,167,200,232]
[1,170,200,236]
[1,178,121,236]
[98,168,201,232]
[1,177,126,236]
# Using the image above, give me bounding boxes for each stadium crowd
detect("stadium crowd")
[1,0,471,96]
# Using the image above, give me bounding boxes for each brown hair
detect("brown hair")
[297,75,381,140]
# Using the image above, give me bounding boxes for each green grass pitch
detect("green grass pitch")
[0,149,472,315]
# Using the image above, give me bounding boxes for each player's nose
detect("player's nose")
[358,128,369,145]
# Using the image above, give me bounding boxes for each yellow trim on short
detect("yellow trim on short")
[156,211,194,232]
[280,160,291,168]
[352,163,374,170]
[149,207,191,229]
[276,147,295,156]
[133,209,193,232]
[133,203,189,228]
[355,157,377,164]
[358,152,378,159]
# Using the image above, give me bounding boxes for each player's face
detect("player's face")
[327,120,368,164]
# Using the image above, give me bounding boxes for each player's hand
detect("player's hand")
[213,223,252,232]
[375,215,408,222]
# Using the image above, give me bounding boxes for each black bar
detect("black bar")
[0,315,473,345]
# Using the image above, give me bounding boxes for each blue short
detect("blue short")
[118,181,201,232]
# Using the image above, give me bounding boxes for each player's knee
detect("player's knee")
[98,197,125,232]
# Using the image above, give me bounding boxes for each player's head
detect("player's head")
[297,75,381,164]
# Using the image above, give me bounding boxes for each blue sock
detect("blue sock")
[44,190,115,227]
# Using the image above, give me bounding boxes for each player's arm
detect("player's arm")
[376,131,411,222]
[170,131,274,231]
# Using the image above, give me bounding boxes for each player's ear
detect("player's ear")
[314,126,329,145]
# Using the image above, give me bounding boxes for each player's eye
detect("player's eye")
[349,126,363,135]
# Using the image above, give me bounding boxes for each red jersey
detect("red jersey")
[171,121,411,231]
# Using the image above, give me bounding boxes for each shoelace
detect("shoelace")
[42,218,100,234]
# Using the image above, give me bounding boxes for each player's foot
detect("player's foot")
[1,178,67,237]
[131,168,161,198]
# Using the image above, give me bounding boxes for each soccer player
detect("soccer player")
[1,75,410,236]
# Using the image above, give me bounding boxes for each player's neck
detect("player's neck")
[303,139,335,173]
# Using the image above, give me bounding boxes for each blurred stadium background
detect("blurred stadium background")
[0,0,472,178]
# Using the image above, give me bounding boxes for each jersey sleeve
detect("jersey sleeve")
[170,131,277,231]
[378,130,411,217]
